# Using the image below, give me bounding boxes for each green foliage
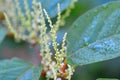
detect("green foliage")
[0,58,42,80]
[0,25,7,44]
[0,0,120,80]
[66,1,120,66]
[40,0,72,18]
[96,78,119,80]
[20,0,72,18]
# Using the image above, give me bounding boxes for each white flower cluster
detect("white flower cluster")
[4,0,77,80]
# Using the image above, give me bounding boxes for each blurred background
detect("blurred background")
[0,0,120,80]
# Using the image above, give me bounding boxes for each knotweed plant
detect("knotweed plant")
[4,0,77,80]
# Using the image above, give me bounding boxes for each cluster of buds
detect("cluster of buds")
[4,0,77,80]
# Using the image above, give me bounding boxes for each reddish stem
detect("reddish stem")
[61,61,67,73]
[41,70,46,76]
[33,46,42,62]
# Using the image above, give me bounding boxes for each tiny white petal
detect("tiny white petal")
[61,62,64,66]
[50,53,53,56]
[31,12,34,15]
[32,23,36,28]
[52,61,56,66]
[45,61,49,66]
[57,43,60,46]
[46,70,51,76]
[57,78,62,80]
[37,18,41,23]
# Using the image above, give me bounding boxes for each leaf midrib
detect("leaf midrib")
[67,33,120,58]
[16,65,35,80]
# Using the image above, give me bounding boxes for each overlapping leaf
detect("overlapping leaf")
[20,0,72,18]
[66,1,120,66]
[0,58,42,80]
[0,25,7,44]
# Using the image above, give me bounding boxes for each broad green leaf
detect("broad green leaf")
[66,1,120,66]
[20,0,72,18]
[0,25,7,44]
[0,58,42,80]
[96,78,119,80]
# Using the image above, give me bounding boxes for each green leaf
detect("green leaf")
[96,78,119,80]
[0,58,42,80]
[0,25,7,44]
[40,0,72,18]
[66,1,120,66]
[20,0,72,18]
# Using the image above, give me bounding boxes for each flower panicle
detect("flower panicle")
[4,0,76,80]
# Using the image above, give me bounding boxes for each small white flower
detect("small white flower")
[45,61,49,66]
[32,23,36,29]
[57,43,60,46]
[31,11,34,16]
[46,70,52,76]
[37,18,41,23]
[52,61,56,66]
[50,52,53,56]
[57,78,62,80]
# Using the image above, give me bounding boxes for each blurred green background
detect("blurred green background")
[0,0,120,80]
